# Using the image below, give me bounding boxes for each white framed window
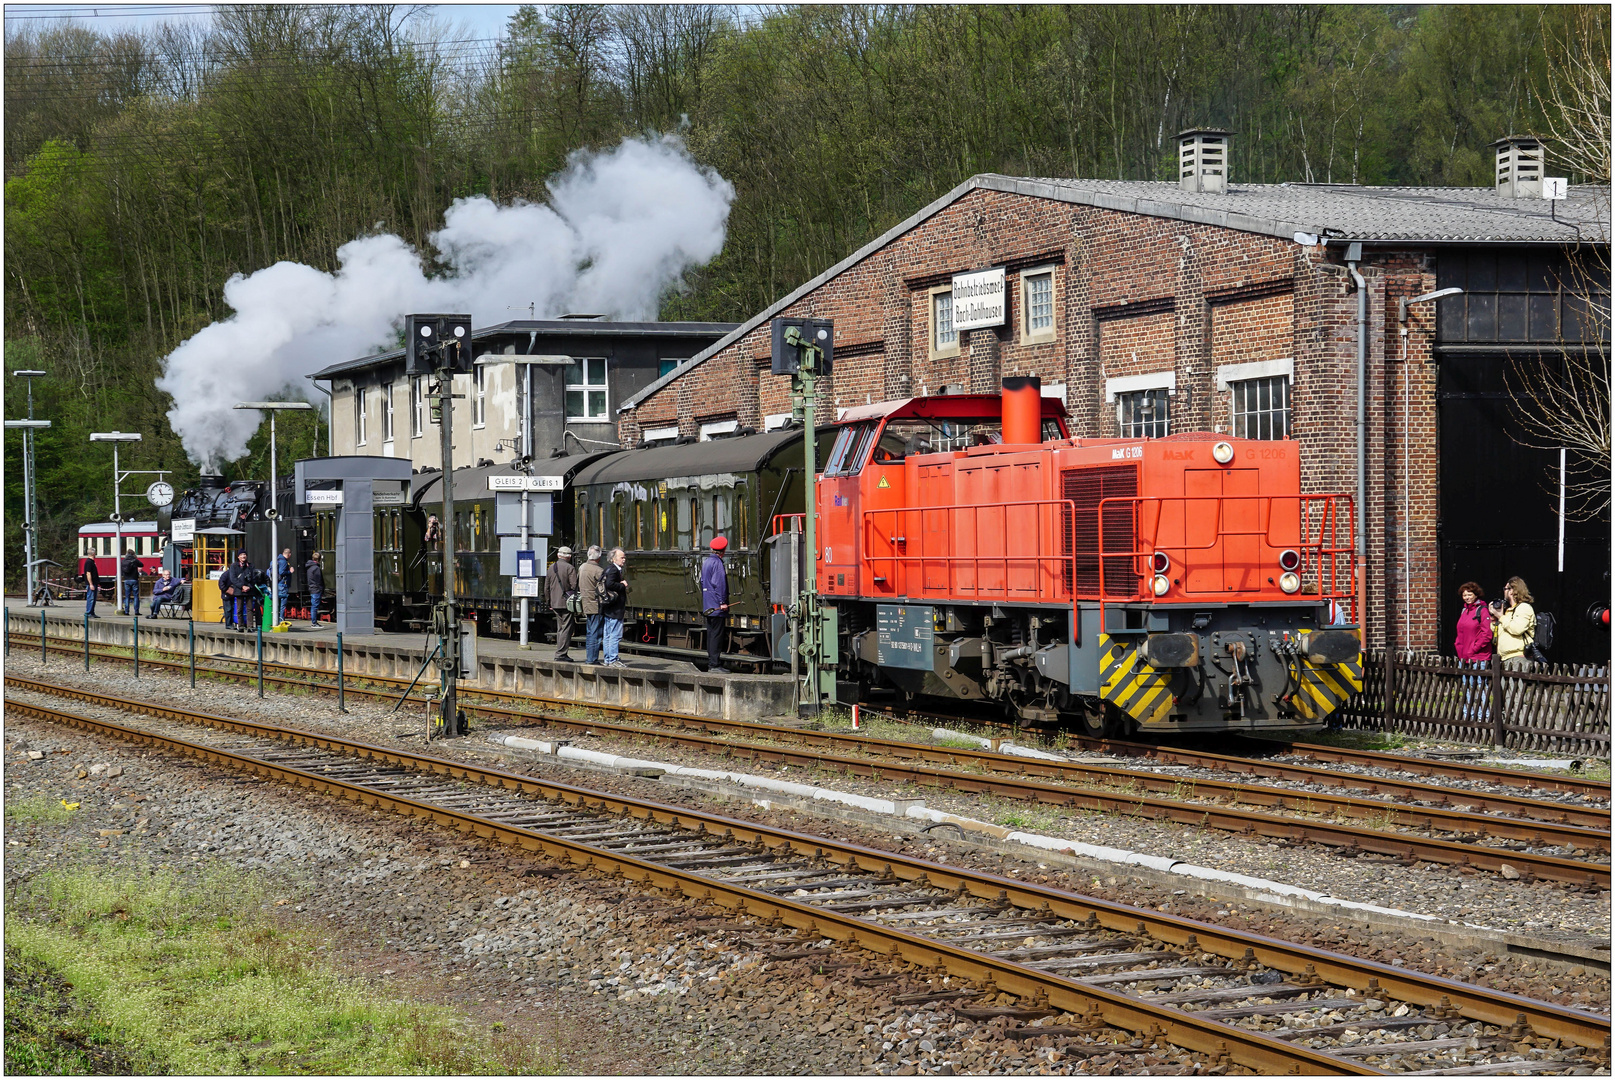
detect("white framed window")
[699,418,739,441]
[1117,389,1170,438]
[643,425,680,444]
[472,365,487,428]
[1020,267,1056,344]
[565,357,609,421]
[763,412,793,431]
[383,382,395,442]
[354,386,367,446]
[929,286,958,358]
[411,376,424,437]
[1230,375,1291,440]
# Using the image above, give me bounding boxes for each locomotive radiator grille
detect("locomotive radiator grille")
[1098,634,1175,725]
[1061,466,1139,597]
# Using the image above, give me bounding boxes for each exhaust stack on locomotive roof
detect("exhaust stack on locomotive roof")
[1001,376,1043,444]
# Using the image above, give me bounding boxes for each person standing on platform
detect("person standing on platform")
[82,557,101,618]
[701,536,731,674]
[600,547,629,667]
[222,550,256,632]
[1454,581,1493,719]
[275,547,293,622]
[119,546,142,615]
[304,552,325,629]
[579,545,605,664]
[546,546,579,661]
[1490,576,1537,671]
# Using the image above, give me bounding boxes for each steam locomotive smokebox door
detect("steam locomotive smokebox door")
[876,604,935,669]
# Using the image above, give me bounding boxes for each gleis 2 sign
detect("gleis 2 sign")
[951,267,1005,332]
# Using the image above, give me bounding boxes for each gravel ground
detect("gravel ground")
[6,655,1611,1026]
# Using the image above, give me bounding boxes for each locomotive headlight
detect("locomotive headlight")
[1277,549,1301,572]
[1212,441,1235,465]
[1149,551,1170,575]
[1151,574,1171,597]
[1279,571,1301,594]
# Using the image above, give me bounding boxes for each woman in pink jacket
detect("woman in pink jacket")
[1454,581,1493,720]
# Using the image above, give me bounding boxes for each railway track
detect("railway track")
[7,676,1611,1075]
[8,640,1610,890]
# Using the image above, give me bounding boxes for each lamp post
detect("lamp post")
[1395,286,1463,652]
[89,432,142,612]
[6,414,50,605]
[234,401,315,624]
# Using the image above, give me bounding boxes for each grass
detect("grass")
[4,862,557,1075]
[4,796,78,826]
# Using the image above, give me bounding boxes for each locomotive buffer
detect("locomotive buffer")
[408,313,474,740]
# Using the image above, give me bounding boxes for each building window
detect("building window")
[929,287,958,357]
[1230,375,1291,440]
[566,357,609,421]
[1437,250,1611,344]
[383,382,395,442]
[355,387,367,446]
[411,377,424,437]
[658,357,684,379]
[473,365,487,428]
[1117,389,1170,438]
[1021,268,1056,344]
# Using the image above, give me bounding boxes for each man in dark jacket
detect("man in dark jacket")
[304,552,325,629]
[545,546,578,661]
[148,567,181,618]
[82,557,101,617]
[700,536,731,674]
[221,550,257,632]
[578,546,605,664]
[119,547,142,615]
[599,547,629,667]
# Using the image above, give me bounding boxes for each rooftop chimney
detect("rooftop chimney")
[1490,136,1544,198]
[1178,129,1233,194]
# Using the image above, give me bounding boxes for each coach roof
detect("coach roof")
[571,428,809,487]
[620,174,1608,413]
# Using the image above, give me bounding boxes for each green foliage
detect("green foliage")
[3,4,1599,587]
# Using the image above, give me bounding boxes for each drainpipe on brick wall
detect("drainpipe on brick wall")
[1347,247,1368,640]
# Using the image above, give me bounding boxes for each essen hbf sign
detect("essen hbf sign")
[951,267,1005,332]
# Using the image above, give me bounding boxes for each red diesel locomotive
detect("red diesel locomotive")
[812,377,1362,736]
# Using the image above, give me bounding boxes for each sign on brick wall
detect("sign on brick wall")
[952,267,1005,331]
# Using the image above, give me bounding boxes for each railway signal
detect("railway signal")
[407,312,475,739]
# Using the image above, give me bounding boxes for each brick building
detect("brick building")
[620,133,1610,662]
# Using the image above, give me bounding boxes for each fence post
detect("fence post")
[189,619,196,690]
[336,632,346,713]
[1490,655,1506,747]
[132,613,139,679]
[256,627,264,698]
[84,613,90,672]
[1382,650,1396,732]
[3,606,9,657]
[41,608,47,664]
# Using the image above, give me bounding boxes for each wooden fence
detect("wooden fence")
[1335,651,1611,757]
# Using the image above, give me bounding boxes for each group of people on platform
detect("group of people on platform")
[546,536,731,674]
[78,546,324,631]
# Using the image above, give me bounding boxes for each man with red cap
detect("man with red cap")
[700,535,731,674]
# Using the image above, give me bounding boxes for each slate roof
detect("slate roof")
[307,319,739,381]
[619,174,1609,412]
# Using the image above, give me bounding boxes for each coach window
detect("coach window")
[613,491,630,547]
[929,286,958,359]
[674,493,693,551]
[595,499,606,548]
[733,481,748,548]
[1020,267,1056,345]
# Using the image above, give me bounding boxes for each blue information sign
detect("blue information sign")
[516,550,537,579]
[876,604,934,670]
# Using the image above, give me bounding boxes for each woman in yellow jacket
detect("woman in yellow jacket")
[1489,576,1537,670]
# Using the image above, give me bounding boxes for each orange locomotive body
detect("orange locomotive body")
[811,378,1362,735]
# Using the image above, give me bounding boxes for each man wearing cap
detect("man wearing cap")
[546,545,579,662]
[700,536,731,674]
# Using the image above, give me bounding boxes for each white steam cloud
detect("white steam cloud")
[156,135,735,469]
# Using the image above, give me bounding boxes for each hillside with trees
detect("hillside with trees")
[4,4,1607,584]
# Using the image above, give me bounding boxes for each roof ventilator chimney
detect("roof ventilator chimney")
[1490,136,1544,198]
[1178,129,1233,194]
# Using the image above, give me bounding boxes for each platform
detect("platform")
[5,600,797,725]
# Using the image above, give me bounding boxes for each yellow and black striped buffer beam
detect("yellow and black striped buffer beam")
[1099,634,1176,726]
[1290,651,1364,721]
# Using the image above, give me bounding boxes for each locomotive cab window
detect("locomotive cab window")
[825,423,878,476]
